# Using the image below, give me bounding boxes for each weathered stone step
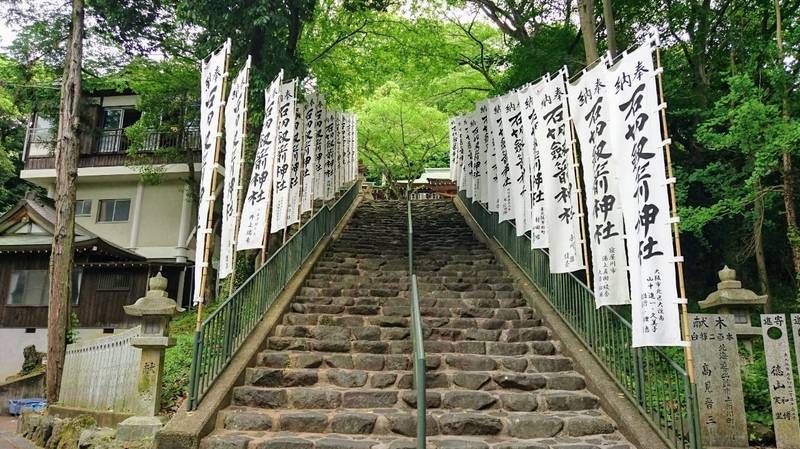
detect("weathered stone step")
[211,409,617,443]
[274,325,550,343]
[203,430,632,449]
[243,367,587,393]
[288,303,531,319]
[290,296,528,310]
[282,313,543,330]
[266,336,555,356]
[307,273,513,284]
[256,351,575,374]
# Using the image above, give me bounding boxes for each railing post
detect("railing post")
[634,348,646,407]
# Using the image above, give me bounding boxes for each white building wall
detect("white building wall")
[0,328,121,380]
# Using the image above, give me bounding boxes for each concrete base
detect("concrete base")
[117,416,164,441]
[48,404,132,428]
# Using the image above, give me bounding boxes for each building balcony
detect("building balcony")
[23,127,201,171]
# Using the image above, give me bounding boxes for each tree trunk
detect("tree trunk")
[774,0,800,284]
[601,0,617,57]
[47,0,84,403]
[754,181,772,311]
[577,0,599,64]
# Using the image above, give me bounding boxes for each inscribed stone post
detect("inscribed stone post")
[688,314,748,448]
[761,314,800,449]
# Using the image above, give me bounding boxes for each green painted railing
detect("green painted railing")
[187,181,360,410]
[406,198,427,449]
[458,192,702,449]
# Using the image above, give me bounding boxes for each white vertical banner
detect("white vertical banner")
[519,80,548,248]
[454,116,465,190]
[568,59,631,307]
[323,110,336,200]
[464,114,476,199]
[457,116,468,192]
[469,112,482,200]
[490,98,512,221]
[193,40,229,305]
[237,72,282,250]
[334,112,342,192]
[286,103,304,226]
[219,56,250,279]
[313,97,326,200]
[270,80,297,233]
[301,96,316,213]
[485,106,499,212]
[501,92,530,236]
[476,102,491,202]
[608,40,682,347]
[352,115,358,181]
[537,70,584,273]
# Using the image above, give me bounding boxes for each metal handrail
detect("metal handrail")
[458,192,701,449]
[406,197,426,449]
[187,181,360,410]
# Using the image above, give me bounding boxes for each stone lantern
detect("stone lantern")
[118,273,177,440]
[698,265,767,358]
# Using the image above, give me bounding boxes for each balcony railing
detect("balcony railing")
[24,126,201,170]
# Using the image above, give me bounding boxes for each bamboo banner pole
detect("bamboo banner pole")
[228,62,250,297]
[653,42,695,384]
[563,69,592,289]
[195,41,231,332]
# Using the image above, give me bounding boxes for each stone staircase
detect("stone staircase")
[201,200,633,449]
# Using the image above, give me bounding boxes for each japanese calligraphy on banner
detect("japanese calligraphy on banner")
[793,314,800,391]
[537,71,584,273]
[501,92,530,236]
[476,102,491,204]
[518,80,547,248]
[301,96,317,213]
[568,60,630,307]
[484,107,499,212]
[608,41,682,346]
[490,97,512,220]
[761,314,800,447]
[459,116,472,197]
[270,80,297,233]
[219,57,250,279]
[286,103,304,226]
[194,40,229,305]
[323,110,336,200]
[469,113,481,200]
[313,97,326,200]
[237,72,282,250]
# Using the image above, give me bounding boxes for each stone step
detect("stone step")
[265,336,556,356]
[231,386,599,413]
[273,325,550,343]
[208,410,618,444]
[256,351,575,374]
[203,430,632,449]
[243,367,587,393]
[289,296,528,310]
[282,313,543,330]
[287,303,531,319]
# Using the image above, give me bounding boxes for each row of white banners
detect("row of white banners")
[450,37,683,348]
[195,41,359,305]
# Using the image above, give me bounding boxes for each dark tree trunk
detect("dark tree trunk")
[577,0,599,64]
[47,0,84,403]
[601,0,617,57]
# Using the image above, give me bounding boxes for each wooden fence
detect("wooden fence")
[59,326,142,412]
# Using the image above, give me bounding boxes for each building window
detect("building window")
[75,199,92,216]
[97,272,131,291]
[7,269,82,306]
[97,199,130,223]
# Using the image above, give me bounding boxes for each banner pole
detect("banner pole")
[195,41,230,332]
[228,61,250,298]
[653,43,695,384]
[563,70,592,289]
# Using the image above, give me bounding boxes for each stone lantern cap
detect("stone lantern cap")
[124,273,178,317]
[698,266,767,309]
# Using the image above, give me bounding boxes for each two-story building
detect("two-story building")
[0,89,203,378]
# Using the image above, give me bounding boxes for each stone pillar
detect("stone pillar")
[118,273,177,441]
